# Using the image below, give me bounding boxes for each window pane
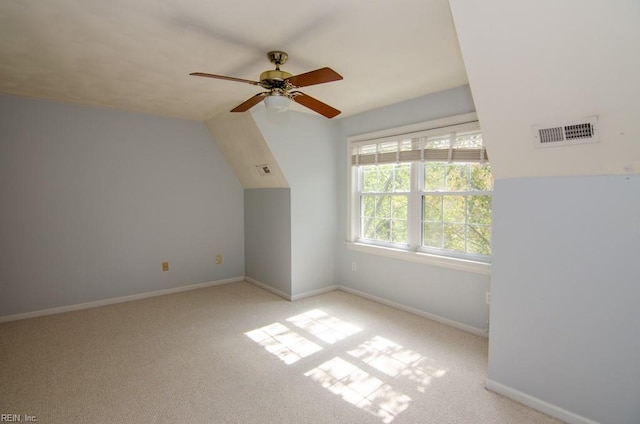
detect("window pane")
[423,196,442,222]
[362,217,375,239]
[468,195,492,225]
[468,224,491,255]
[375,219,391,242]
[361,164,412,193]
[363,167,378,192]
[378,165,394,192]
[470,163,493,191]
[443,195,466,224]
[362,196,375,218]
[394,163,411,192]
[423,222,443,248]
[424,163,446,191]
[392,196,408,219]
[377,195,391,218]
[391,220,407,244]
[443,223,466,251]
[422,194,493,256]
[445,164,469,191]
[360,194,408,245]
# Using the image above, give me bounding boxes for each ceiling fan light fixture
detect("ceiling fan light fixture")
[190,50,342,118]
[264,93,290,112]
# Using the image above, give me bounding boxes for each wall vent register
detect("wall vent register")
[532,116,599,147]
[256,164,272,176]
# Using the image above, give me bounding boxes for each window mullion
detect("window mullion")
[464,195,469,254]
[407,162,421,250]
[351,166,361,242]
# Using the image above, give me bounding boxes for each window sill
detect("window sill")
[345,242,491,275]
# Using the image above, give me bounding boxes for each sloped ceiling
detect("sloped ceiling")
[449,0,640,179]
[205,111,288,189]
[0,0,468,121]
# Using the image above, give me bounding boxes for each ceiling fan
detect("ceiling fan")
[190,51,343,118]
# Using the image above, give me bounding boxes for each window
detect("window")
[349,116,493,264]
[361,163,411,245]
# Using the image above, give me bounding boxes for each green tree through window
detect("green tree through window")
[361,163,410,244]
[422,162,492,256]
[352,124,492,262]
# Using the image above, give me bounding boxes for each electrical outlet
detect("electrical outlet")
[162,262,169,272]
[215,255,222,265]
[351,262,357,271]
[485,292,491,305]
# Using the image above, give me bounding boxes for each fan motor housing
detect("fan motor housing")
[259,69,293,91]
[260,69,292,82]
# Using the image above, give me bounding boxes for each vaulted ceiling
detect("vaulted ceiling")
[0,0,468,121]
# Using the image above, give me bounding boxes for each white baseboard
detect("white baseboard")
[0,277,244,323]
[2,277,488,340]
[243,279,337,302]
[485,379,600,424]
[338,285,488,338]
[291,285,339,301]
[245,277,292,301]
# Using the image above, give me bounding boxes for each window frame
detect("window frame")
[346,113,491,275]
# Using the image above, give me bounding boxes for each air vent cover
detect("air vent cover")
[255,164,272,176]
[533,116,599,148]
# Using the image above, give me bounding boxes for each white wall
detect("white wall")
[448,1,640,422]
[449,0,640,180]
[0,95,244,317]
[335,86,490,333]
[251,108,338,297]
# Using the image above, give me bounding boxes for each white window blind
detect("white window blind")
[351,121,487,166]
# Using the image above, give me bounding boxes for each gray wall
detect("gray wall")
[489,175,640,424]
[335,86,490,332]
[244,188,291,296]
[0,95,244,317]
[251,109,338,297]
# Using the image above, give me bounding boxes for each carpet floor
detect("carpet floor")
[0,281,563,423]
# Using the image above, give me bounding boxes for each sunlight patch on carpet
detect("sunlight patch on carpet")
[348,336,447,393]
[246,311,449,422]
[286,309,362,344]
[245,322,322,365]
[245,309,363,365]
[305,356,411,423]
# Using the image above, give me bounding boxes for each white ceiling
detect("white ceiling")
[0,0,468,121]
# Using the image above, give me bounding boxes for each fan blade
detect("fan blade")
[285,67,343,88]
[230,92,268,112]
[291,92,341,118]
[190,72,260,86]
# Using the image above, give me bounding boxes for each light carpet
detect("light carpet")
[0,281,563,423]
